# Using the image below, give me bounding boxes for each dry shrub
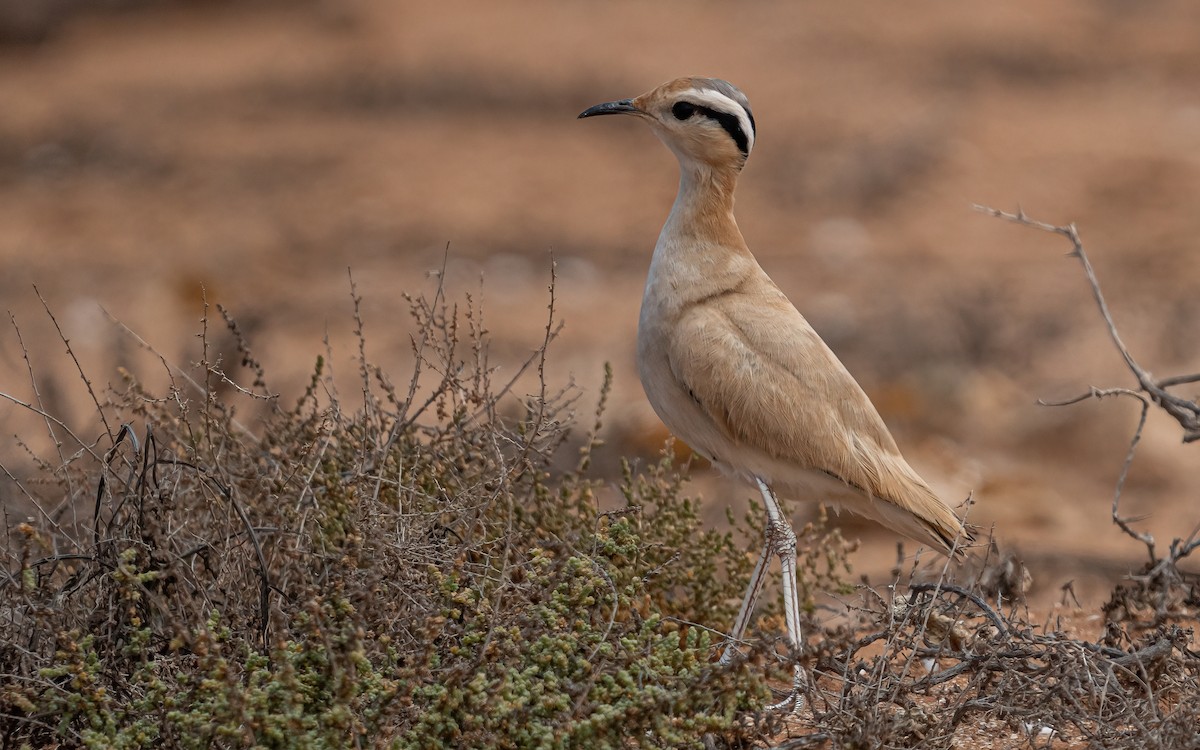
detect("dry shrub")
[777,546,1200,750]
[0,273,791,749]
[4,210,1198,750]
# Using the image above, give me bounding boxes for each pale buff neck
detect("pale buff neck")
[660,160,749,253]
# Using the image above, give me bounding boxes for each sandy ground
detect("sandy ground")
[2,0,1199,617]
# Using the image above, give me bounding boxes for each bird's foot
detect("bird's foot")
[766,664,806,714]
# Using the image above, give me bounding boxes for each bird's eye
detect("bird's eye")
[671,101,696,120]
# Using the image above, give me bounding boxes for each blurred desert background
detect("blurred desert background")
[2,0,1198,612]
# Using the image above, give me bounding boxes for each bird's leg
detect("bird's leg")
[719,531,772,665]
[756,479,807,712]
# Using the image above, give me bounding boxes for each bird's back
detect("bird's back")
[638,234,966,555]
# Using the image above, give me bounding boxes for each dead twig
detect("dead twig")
[907,582,1009,636]
[975,205,1200,443]
[978,205,1200,623]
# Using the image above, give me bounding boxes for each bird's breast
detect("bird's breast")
[635,244,747,465]
[636,325,724,463]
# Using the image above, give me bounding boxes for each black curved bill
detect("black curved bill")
[578,99,638,119]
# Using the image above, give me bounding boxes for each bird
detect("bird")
[578,77,969,710]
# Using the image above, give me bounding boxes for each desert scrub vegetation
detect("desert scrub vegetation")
[0,270,838,749]
[2,216,1199,750]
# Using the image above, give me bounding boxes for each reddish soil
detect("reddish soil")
[2,0,1198,621]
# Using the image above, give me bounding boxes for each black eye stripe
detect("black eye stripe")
[694,104,750,156]
[671,99,753,156]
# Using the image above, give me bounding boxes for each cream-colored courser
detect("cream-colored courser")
[579,77,969,708]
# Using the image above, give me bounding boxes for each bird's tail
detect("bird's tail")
[855,449,974,558]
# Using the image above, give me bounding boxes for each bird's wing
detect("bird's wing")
[665,280,966,554]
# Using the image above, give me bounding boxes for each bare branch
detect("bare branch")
[0,389,104,463]
[976,204,1200,443]
[979,205,1200,579]
[34,285,115,444]
[1156,372,1200,389]
[907,581,1009,636]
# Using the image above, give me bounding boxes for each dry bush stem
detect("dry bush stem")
[0,390,99,463]
[206,364,276,401]
[976,204,1200,443]
[1046,386,1155,554]
[94,423,141,547]
[978,205,1200,577]
[907,582,1009,636]
[98,305,258,441]
[396,244,451,431]
[217,303,270,396]
[34,285,115,443]
[154,455,275,645]
[5,315,102,467]
[348,268,373,412]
